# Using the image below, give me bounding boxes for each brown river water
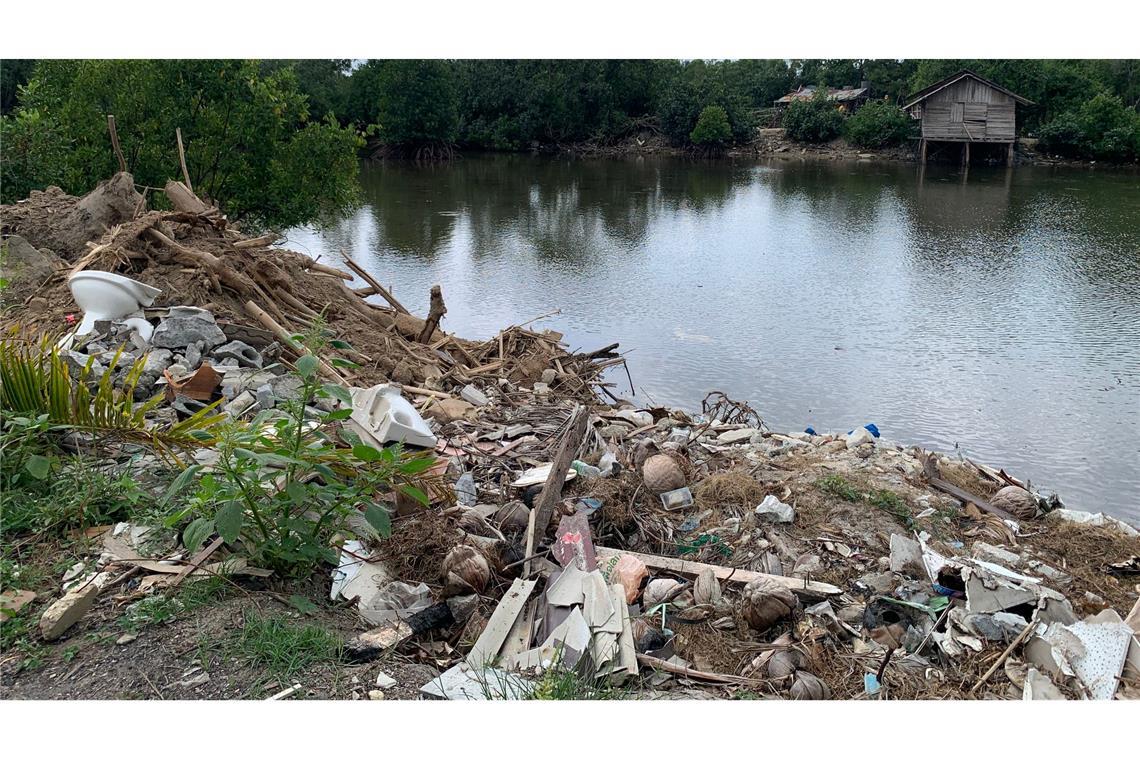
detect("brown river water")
[286,155,1140,524]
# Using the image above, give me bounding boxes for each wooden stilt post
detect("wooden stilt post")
[963,141,970,167]
[1006,142,1014,167]
[919,138,927,165]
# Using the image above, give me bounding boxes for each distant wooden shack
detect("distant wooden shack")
[775,84,870,113]
[904,70,1033,166]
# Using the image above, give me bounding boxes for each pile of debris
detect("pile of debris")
[2,173,625,409]
[3,175,1139,701]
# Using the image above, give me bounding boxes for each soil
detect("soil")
[1,571,456,700]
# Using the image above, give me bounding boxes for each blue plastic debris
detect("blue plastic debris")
[845,423,881,438]
[576,498,603,515]
[864,673,881,695]
[678,515,701,533]
[804,426,817,435]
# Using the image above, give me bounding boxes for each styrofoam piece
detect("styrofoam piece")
[349,384,437,449]
[67,271,161,336]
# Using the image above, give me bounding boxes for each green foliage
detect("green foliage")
[351,60,459,149]
[655,60,756,146]
[227,611,342,682]
[261,60,352,123]
[783,91,845,143]
[1,60,362,227]
[528,665,629,700]
[868,489,915,530]
[0,334,225,458]
[2,458,158,535]
[167,331,437,577]
[1,59,36,114]
[0,107,76,201]
[1038,92,1140,161]
[120,595,185,632]
[844,101,916,148]
[816,474,861,501]
[690,105,733,148]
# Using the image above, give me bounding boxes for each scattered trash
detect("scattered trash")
[754,494,795,523]
[659,486,694,511]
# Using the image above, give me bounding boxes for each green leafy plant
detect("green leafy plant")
[690,105,733,151]
[783,91,846,143]
[165,335,439,577]
[843,101,915,148]
[0,333,225,459]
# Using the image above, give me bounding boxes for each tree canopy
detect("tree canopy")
[1,60,362,228]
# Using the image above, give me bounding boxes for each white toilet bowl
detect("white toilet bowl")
[63,271,162,347]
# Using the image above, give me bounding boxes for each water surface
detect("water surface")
[287,155,1140,523]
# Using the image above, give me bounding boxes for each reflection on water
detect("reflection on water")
[287,155,1140,523]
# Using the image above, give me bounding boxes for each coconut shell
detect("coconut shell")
[789,671,830,700]
[693,568,722,606]
[642,454,685,494]
[739,576,798,632]
[441,545,491,597]
[456,509,499,538]
[990,485,1038,521]
[496,501,530,534]
[633,438,660,473]
[765,649,806,679]
[643,578,682,607]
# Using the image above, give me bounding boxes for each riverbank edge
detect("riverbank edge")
[372,134,1136,170]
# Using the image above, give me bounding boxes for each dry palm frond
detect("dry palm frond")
[0,331,225,460]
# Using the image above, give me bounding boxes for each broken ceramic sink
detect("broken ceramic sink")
[349,384,437,449]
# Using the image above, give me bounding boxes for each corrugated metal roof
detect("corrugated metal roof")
[775,85,869,105]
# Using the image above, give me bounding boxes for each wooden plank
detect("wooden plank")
[594,547,842,598]
[169,536,225,589]
[498,596,538,664]
[533,405,589,535]
[467,578,537,668]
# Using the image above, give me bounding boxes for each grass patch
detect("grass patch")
[117,576,230,633]
[868,489,915,530]
[527,667,630,700]
[816,475,860,501]
[815,475,915,530]
[227,612,342,683]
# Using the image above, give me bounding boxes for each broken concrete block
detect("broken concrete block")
[889,534,925,576]
[211,339,263,368]
[718,428,759,444]
[151,308,226,350]
[845,427,875,449]
[460,384,489,407]
[39,572,110,640]
[972,541,1022,567]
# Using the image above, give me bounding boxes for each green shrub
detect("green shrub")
[690,105,733,148]
[843,101,915,148]
[1038,92,1140,162]
[165,335,439,577]
[782,91,845,143]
